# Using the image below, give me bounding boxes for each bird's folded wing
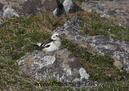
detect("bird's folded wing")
[40,38,54,48]
[31,38,54,50]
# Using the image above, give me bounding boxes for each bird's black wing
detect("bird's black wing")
[36,38,54,50]
[36,38,53,50]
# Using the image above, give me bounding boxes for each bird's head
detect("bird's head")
[51,32,60,41]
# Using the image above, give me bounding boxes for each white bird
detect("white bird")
[32,32,62,52]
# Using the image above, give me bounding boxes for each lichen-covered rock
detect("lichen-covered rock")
[16,49,90,87]
[54,15,129,71]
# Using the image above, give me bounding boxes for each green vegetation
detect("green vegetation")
[79,12,129,41]
[0,11,129,90]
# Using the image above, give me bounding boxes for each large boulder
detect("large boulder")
[16,49,90,87]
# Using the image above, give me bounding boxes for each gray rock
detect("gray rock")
[2,5,19,18]
[54,0,83,16]
[63,0,75,13]
[16,49,90,87]
[63,0,82,13]
[54,15,129,72]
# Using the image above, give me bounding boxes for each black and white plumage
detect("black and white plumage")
[32,33,62,52]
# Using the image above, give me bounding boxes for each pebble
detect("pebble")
[113,60,123,69]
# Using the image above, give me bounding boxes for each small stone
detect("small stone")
[63,0,82,13]
[113,61,123,69]
[2,5,19,18]
[63,0,75,13]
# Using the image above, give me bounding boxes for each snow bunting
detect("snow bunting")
[32,32,62,52]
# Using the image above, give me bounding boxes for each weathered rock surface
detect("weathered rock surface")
[0,0,62,26]
[54,15,129,72]
[16,49,90,87]
[0,0,59,16]
[0,0,83,27]
[81,0,129,25]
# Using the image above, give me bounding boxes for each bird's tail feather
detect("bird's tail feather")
[31,42,41,46]
[31,42,43,50]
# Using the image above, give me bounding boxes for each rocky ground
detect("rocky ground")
[81,0,129,26]
[0,0,129,90]
[0,0,129,25]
